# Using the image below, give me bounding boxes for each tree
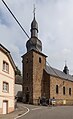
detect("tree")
[15,66,21,76]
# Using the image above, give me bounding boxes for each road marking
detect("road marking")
[31,107,44,111]
[14,106,30,119]
[31,107,42,111]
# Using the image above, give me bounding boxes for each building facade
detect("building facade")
[0,44,16,114]
[15,75,22,97]
[43,66,73,105]
[22,14,73,105]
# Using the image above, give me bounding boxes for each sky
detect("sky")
[0,0,73,74]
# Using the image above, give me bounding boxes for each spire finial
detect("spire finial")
[65,60,67,66]
[63,60,69,74]
[33,4,36,18]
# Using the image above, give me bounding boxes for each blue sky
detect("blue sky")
[0,0,73,74]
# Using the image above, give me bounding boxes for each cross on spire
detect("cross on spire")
[65,60,67,66]
[33,4,36,18]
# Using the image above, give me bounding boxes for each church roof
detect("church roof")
[15,75,22,85]
[45,65,73,82]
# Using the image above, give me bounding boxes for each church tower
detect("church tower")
[22,10,47,104]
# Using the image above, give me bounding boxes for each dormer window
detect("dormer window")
[3,61,9,73]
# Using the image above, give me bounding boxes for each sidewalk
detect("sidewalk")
[0,103,28,119]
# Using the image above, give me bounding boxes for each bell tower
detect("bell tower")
[22,9,47,104]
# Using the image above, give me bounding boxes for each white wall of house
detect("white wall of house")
[0,50,15,114]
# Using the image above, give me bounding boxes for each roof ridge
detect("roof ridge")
[45,65,73,82]
[0,43,10,53]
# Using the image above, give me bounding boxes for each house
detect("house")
[15,75,22,100]
[0,44,16,114]
[22,13,73,105]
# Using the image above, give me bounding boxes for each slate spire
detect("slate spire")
[63,61,69,74]
[26,7,42,52]
[30,5,38,38]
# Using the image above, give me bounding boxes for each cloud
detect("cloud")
[0,9,10,26]
[0,0,73,74]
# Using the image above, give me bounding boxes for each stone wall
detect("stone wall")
[32,51,46,104]
[50,75,73,105]
[43,71,50,99]
[55,99,73,105]
[22,51,33,104]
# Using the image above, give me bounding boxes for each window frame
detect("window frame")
[39,57,41,63]
[3,61,9,73]
[3,81,9,93]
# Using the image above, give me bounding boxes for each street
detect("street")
[19,104,73,119]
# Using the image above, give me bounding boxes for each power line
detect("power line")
[1,0,30,39]
[1,0,60,78]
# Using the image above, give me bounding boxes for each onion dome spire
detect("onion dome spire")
[31,5,38,38]
[26,6,42,52]
[63,61,69,74]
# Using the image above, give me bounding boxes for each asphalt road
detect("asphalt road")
[19,105,73,119]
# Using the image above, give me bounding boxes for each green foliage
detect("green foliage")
[15,66,21,76]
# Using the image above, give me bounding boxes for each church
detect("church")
[22,12,73,105]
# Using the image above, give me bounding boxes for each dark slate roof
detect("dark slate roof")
[45,65,73,82]
[15,75,22,85]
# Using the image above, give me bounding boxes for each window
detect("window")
[26,73,28,80]
[69,88,71,96]
[3,61,9,73]
[63,87,65,95]
[27,73,28,78]
[56,85,58,94]
[26,87,28,91]
[39,57,41,63]
[26,58,28,63]
[3,82,9,92]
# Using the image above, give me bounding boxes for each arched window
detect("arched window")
[69,88,71,96]
[56,85,58,94]
[39,57,41,63]
[63,87,65,95]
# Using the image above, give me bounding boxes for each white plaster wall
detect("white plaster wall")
[0,50,15,77]
[0,50,15,109]
[0,98,2,108]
